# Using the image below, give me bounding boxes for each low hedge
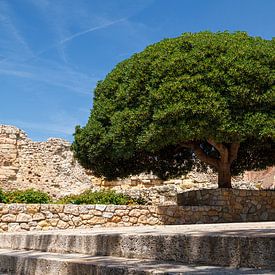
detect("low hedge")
[0,188,145,205]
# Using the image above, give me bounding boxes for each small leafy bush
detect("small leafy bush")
[0,189,7,203]
[5,189,51,204]
[57,190,144,205]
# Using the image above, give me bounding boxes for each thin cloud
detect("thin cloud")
[0,59,97,95]
[60,17,127,44]
[30,17,127,62]
[0,1,34,65]
[0,2,33,54]
[8,119,76,136]
[0,68,33,78]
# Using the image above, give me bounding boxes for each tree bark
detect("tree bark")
[217,164,232,188]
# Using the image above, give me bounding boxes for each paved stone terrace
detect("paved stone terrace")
[0,222,274,274]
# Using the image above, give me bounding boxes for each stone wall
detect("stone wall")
[178,189,275,221]
[0,125,97,198]
[0,189,274,232]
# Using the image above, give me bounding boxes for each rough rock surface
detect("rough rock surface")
[0,125,96,198]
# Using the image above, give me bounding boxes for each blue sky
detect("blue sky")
[1,0,274,142]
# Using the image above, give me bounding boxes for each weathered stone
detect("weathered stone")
[88,216,106,224]
[115,209,129,216]
[121,216,129,222]
[64,205,79,215]
[78,206,90,214]
[72,216,82,226]
[32,213,45,221]
[111,216,122,223]
[129,217,138,224]
[38,220,50,228]
[80,214,91,220]
[8,223,21,231]
[47,205,64,213]
[0,125,94,198]
[58,213,70,222]
[16,213,32,222]
[49,218,59,227]
[128,209,141,217]
[90,210,102,216]
[1,214,16,222]
[0,223,8,231]
[102,212,113,218]
[26,205,40,214]
[57,220,68,229]
[0,205,9,215]
[8,205,26,214]
[95,205,106,211]
[20,223,30,230]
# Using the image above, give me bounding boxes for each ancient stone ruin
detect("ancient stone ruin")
[0,125,96,198]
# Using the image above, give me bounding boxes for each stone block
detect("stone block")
[1,214,16,222]
[57,220,68,229]
[95,205,106,211]
[16,213,32,222]
[32,213,45,221]
[26,205,40,214]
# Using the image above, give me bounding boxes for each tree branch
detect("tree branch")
[181,141,219,168]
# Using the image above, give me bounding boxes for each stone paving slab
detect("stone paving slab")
[0,249,274,275]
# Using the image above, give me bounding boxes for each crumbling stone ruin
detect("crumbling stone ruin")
[0,125,96,198]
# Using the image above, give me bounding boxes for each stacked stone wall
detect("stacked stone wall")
[0,189,274,232]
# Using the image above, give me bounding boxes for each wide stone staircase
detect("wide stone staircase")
[0,222,274,274]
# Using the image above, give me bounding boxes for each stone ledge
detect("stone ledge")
[0,249,273,275]
[0,222,274,271]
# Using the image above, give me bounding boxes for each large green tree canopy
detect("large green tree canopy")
[73,31,275,188]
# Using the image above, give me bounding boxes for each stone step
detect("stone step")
[0,249,274,275]
[0,222,274,270]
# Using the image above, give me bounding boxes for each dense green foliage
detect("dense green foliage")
[4,189,51,204]
[57,190,145,205]
[73,31,275,185]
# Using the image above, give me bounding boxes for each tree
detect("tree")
[73,31,275,188]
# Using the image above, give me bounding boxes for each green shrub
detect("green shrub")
[57,190,145,205]
[0,189,7,203]
[0,188,145,205]
[5,189,51,204]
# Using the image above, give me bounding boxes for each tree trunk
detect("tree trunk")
[181,140,240,189]
[217,164,232,188]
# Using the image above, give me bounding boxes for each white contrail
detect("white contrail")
[59,17,127,44]
[29,17,127,61]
